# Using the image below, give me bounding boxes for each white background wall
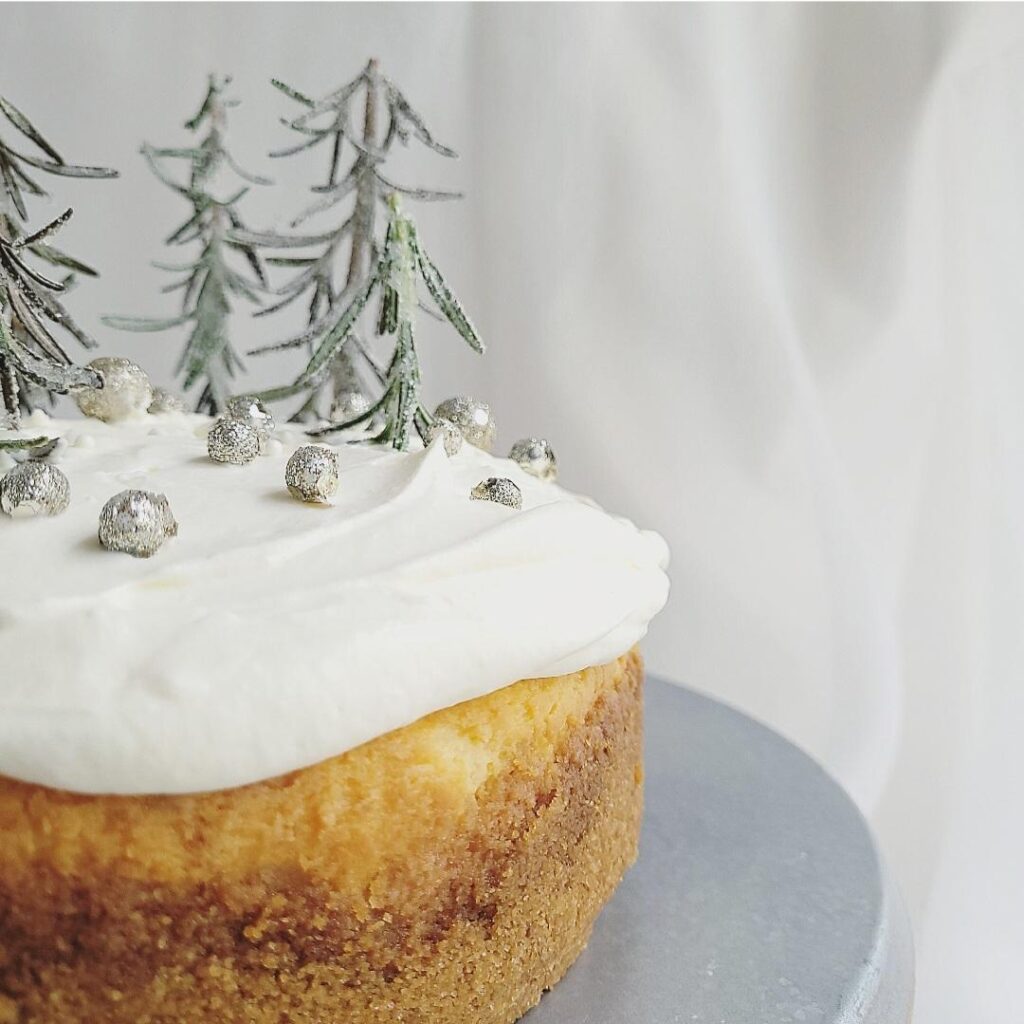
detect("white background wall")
[6,3,1024,1017]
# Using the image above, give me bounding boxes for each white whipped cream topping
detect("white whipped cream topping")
[0,411,669,795]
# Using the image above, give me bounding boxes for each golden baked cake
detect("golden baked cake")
[0,413,668,1024]
[0,653,643,1024]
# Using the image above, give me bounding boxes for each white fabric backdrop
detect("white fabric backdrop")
[7,2,1024,1016]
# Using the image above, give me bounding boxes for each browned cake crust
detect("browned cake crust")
[0,650,644,1024]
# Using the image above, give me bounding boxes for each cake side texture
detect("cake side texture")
[0,649,644,1024]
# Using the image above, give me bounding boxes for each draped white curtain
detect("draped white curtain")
[8,2,1024,1016]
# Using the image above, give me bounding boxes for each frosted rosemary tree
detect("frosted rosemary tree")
[236,58,459,422]
[259,194,481,450]
[0,96,118,426]
[104,75,269,414]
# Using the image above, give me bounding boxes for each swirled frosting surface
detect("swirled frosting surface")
[0,412,669,795]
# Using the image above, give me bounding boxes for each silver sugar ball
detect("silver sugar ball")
[75,357,153,423]
[207,416,261,465]
[470,476,522,510]
[426,417,464,457]
[286,444,340,504]
[509,437,558,482]
[330,389,372,425]
[225,395,275,449]
[148,388,187,415]
[0,462,70,518]
[433,397,496,452]
[98,489,178,558]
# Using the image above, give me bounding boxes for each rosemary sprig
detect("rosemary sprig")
[261,194,483,451]
[0,434,52,452]
[239,59,460,422]
[103,75,269,415]
[0,218,105,407]
[0,95,118,425]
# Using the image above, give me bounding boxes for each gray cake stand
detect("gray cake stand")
[527,678,914,1024]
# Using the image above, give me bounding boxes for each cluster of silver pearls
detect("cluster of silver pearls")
[509,437,557,482]
[98,489,178,558]
[433,397,496,452]
[426,417,464,457]
[207,416,261,465]
[0,462,70,517]
[5,362,556,553]
[286,445,340,504]
[470,476,522,510]
[75,357,153,423]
